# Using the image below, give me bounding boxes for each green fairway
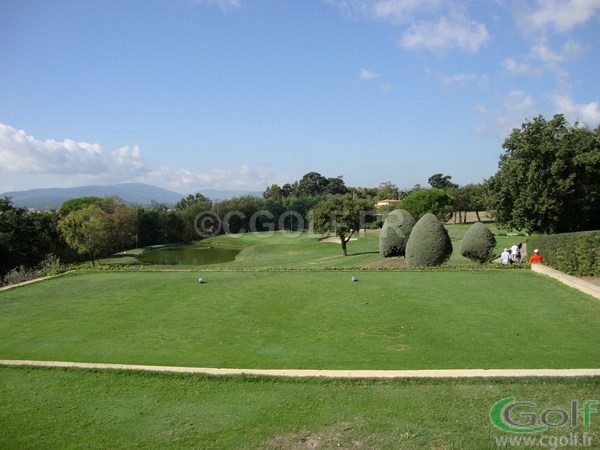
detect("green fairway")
[98,225,525,270]
[2,224,598,449]
[168,231,384,269]
[1,270,598,369]
[1,366,598,449]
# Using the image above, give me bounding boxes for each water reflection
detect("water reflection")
[138,245,240,266]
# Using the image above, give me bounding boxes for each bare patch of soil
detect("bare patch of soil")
[264,424,394,449]
[319,237,357,243]
[266,430,343,449]
[387,344,410,352]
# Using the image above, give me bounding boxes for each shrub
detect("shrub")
[460,222,497,263]
[527,231,600,276]
[405,213,453,267]
[1,265,38,286]
[379,209,416,257]
[0,254,65,287]
[38,254,63,277]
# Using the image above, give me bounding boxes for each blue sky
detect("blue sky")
[1,0,599,195]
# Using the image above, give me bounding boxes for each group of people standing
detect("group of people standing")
[501,243,543,265]
[501,243,522,264]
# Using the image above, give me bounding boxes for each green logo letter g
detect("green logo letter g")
[490,397,548,433]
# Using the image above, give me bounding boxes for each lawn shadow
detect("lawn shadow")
[348,251,380,256]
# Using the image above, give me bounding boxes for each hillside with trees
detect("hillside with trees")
[0,170,489,280]
[8,114,597,282]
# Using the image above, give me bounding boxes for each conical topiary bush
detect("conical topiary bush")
[460,222,497,263]
[405,213,453,267]
[379,209,416,257]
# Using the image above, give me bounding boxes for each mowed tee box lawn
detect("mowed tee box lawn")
[1,270,598,370]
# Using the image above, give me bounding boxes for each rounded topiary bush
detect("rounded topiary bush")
[405,213,453,267]
[379,209,416,257]
[460,222,497,263]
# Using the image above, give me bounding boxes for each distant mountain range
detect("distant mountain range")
[1,183,262,209]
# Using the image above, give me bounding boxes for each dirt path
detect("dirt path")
[1,360,598,378]
[319,237,358,243]
[582,277,600,287]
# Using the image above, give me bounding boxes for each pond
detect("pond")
[138,244,240,266]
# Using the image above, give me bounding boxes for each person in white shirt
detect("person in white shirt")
[501,248,511,265]
[510,243,520,263]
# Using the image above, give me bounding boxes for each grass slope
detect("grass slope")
[1,367,598,449]
[195,231,383,269]
[2,223,595,449]
[1,270,598,369]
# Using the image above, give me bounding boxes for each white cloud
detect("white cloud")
[503,40,585,83]
[112,145,144,171]
[525,0,600,32]
[329,1,489,53]
[143,165,283,191]
[0,124,122,175]
[359,68,380,79]
[553,95,600,127]
[532,42,562,63]
[400,16,489,53]
[475,91,538,138]
[371,0,445,24]
[440,72,476,85]
[503,57,539,76]
[532,39,585,63]
[504,90,535,112]
[359,67,392,92]
[477,92,600,140]
[0,124,283,191]
[474,103,488,114]
[327,0,443,23]
[190,0,241,12]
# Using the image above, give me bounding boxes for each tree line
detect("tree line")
[0,172,483,276]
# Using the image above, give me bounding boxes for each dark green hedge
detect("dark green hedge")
[405,213,453,267]
[379,209,416,257]
[527,230,600,276]
[460,222,497,263]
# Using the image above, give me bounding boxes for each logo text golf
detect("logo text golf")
[490,397,598,433]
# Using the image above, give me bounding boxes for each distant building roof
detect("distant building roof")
[375,199,403,208]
